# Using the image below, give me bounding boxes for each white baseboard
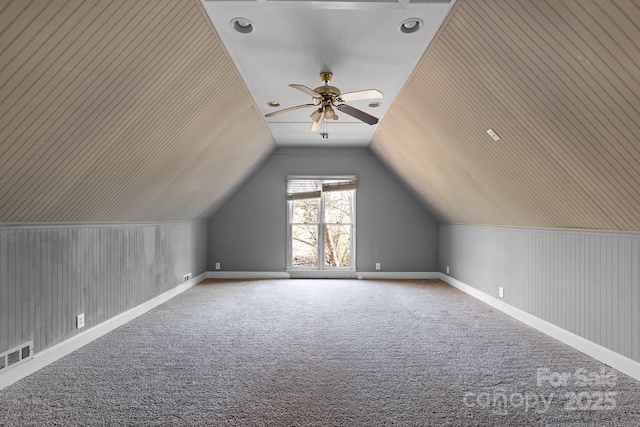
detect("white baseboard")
[206,271,291,279]
[0,272,206,391]
[439,273,640,382]
[206,271,440,280]
[288,270,354,279]
[358,271,440,280]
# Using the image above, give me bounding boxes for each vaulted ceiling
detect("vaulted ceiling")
[1,0,640,230]
[0,0,274,222]
[372,0,640,230]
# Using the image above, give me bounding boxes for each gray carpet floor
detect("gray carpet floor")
[1,279,639,426]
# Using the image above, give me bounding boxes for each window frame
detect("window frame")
[286,175,356,271]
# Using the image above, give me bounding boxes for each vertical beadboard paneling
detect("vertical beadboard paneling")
[440,224,640,363]
[0,230,6,351]
[624,237,633,357]
[633,238,640,361]
[0,222,206,354]
[0,231,9,351]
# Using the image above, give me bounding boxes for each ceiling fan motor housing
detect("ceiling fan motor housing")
[314,85,341,100]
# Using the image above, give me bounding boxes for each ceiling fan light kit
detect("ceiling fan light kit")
[265,71,383,132]
[324,105,336,120]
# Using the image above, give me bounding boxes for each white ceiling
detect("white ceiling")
[202,0,455,147]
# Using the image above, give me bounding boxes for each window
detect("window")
[287,176,356,270]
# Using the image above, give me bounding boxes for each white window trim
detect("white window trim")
[286,175,356,271]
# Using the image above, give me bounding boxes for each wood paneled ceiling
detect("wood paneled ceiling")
[372,0,640,230]
[0,0,274,223]
[2,0,640,231]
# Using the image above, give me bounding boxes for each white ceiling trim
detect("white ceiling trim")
[223,0,451,10]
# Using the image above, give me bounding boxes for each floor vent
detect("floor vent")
[0,341,33,374]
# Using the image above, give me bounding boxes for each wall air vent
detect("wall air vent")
[0,341,34,374]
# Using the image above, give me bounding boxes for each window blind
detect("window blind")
[287,179,357,201]
[322,180,357,193]
[286,180,322,201]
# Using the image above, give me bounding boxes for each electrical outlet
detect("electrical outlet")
[446,266,449,274]
[77,313,85,329]
[215,262,221,270]
[499,287,504,298]
[375,262,381,270]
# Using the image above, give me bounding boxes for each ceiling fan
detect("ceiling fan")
[265,72,383,132]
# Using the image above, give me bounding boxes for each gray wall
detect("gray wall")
[0,222,207,354]
[208,148,439,272]
[439,224,640,363]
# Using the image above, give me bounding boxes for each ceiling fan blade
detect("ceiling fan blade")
[265,103,315,118]
[338,89,383,103]
[336,104,379,125]
[310,111,325,132]
[290,84,323,99]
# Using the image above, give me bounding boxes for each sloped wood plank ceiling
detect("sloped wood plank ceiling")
[373,0,640,230]
[3,0,639,230]
[0,0,274,223]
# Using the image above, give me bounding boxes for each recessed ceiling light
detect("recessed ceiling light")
[368,101,381,108]
[230,18,254,34]
[400,18,423,34]
[267,101,280,107]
